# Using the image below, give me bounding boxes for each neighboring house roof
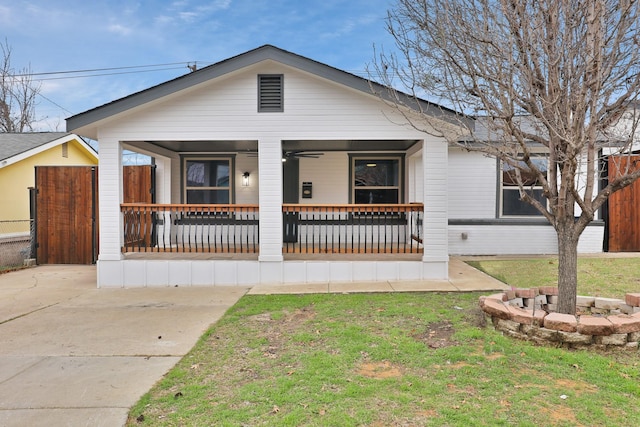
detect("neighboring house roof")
[67,44,471,136]
[0,132,98,168]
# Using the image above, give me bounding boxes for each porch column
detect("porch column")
[97,136,124,261]
[422,138,449,278]
[258,138,284,262]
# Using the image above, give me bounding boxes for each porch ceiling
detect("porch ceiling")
[128,139,420,154]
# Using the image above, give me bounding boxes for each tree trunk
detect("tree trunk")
[556,224,578,315]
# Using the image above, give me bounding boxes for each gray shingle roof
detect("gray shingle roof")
[0,132,73,162]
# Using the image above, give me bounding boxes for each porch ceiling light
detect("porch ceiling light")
[242,171,250,186]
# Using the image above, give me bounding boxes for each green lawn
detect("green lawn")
[467,256,640,298]
[128,258,640,426]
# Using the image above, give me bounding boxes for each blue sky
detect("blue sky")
[1,0,397,131]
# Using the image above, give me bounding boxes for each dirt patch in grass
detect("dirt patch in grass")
[554,378,598,396]
[412,320,457,349]
[542,407,583,426]
[357,361,403,379]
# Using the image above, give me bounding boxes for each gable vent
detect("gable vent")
[258,74,283,112]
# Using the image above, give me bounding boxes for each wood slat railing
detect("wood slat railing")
[120,203,424,255]
[121,204,259,253]
[282,203,424,254]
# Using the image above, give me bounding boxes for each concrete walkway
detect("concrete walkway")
[0,259,506,427]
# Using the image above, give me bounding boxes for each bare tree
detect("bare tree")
[0,39,40,132]
[376,0,640,314]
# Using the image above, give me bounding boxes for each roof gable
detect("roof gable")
[0,133,97,168]
[67,45,467,137]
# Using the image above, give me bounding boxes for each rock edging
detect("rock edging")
[479,290,640,350]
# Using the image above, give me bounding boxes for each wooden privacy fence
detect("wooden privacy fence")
[34,165,154,264]
[35,166,98,264]
[608,155,640,252]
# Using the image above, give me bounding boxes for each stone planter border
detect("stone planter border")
[479,290,640,350]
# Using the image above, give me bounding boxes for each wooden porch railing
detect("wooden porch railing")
[121,204,259,253]
[120,203,424,255]
[282,203,424,254]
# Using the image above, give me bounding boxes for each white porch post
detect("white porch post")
[421,139,449,278]
[96,136,124,287]
[97,136,123,261]
[258,138,284,263]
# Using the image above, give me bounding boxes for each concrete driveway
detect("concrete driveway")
[0,266,248,427]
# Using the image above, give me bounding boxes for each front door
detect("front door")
[282,157,299,243]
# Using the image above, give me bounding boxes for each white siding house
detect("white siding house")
[67,45,464,288]
[66,45,605,288]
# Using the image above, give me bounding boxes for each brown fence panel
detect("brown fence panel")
[123,165,155,247]
[608,156,640,252]
[123,165,154,203]
[35,166,97,264]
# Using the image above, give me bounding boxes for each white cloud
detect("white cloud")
[321,14,380,39]
[0,5,11,24]
[108,23,133,36]
[155,15,174,25]
[179,11,199,22]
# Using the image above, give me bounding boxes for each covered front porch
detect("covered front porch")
[93,136,449,287]
[63,45,463,287]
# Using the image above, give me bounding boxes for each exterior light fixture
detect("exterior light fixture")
[242,171,250,187]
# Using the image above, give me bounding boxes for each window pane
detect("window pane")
[186,160,229,187]
[502,189,545,216]
[503,157,547,187]
[187,189,230,204]
[354,160,399,186]
[355,189,399,204]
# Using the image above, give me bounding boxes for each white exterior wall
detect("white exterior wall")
[449,224,603,255]
[234,153,259,204]
[448,147,496,219]
[94,60,449,287]
[298,152,349,204]
[447,147,605,255]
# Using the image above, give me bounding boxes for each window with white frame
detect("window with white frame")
[184,157,232,204]
[501,155,548,216]
[351,156,403,204]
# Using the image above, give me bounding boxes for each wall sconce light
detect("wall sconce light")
[242,171,250,187]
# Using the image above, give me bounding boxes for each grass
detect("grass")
[467,256,640,298]
[127,258,640,426]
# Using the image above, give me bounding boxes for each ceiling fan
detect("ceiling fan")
[245,150,324,160]
[282,150,324,159]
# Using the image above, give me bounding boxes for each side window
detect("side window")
[184,158,232,204]
[352,157,402,204]
[501,155,547,216]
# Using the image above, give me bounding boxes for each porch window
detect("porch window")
[351,156,403,204]
[501,155,547,216]
[184,157,232,204]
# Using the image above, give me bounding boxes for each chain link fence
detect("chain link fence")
[0,220,35,270]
